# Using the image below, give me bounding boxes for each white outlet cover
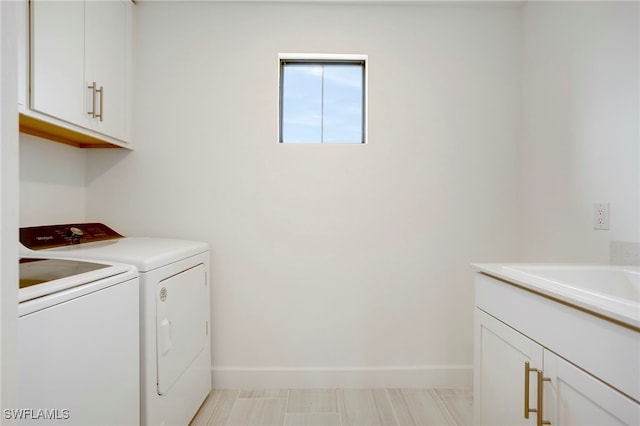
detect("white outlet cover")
[593,202,610,230]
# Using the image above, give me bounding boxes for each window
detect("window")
[279,54,367,144]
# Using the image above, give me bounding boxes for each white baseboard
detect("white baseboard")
[211,365,472,389]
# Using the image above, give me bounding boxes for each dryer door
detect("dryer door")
[156,264,208,395]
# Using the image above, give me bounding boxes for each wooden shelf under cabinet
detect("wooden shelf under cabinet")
[19,114,125,149]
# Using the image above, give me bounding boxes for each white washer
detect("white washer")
[20,224,212,426]
[19,257,140,425]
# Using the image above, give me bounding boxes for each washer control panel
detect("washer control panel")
[20,223,123,250]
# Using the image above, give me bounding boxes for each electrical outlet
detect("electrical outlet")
[593,203,610,230]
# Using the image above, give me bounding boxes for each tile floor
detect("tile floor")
[190,388,472,426]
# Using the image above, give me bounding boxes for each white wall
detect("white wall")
[19,134,87,227]
[16,0,639,388]
[518,1,640,262]
[87,1,521,387]
[1,0,19,411]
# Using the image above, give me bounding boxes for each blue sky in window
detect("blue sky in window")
[281,63,363,143]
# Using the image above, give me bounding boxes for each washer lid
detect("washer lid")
[18,258,134,303]
[35,238,209,272]
[20,258,110,288]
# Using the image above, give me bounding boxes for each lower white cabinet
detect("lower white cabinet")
[543,350,640,426]
[475,310,543,425]
[474,273,640,426]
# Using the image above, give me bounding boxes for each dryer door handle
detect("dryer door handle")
[160,319,172,354]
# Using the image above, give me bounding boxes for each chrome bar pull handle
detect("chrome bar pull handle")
[524,361,538,419]
[536,370,551,426]
[87,82,97,118]
[96,85,104,121]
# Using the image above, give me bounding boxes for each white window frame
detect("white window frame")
[278,53,368,144]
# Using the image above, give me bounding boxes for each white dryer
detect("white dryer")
[20,223,212,426]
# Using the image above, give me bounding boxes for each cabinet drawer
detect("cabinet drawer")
[476,273,640,402]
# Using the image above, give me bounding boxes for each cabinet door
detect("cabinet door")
[543,350,640,425]
[474,309,544,426]
[30,0,86,126]
[85,0,129,141]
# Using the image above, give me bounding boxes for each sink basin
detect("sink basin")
[473,262,640,329]
[502,265,640,304]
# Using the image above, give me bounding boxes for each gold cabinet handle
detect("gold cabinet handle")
[536,370,551,426]
[95,85,104,122]
[87,82,97,118]
[524,361,537,419]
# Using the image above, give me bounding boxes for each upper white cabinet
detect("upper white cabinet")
[30,0,84,128]
[20,0,132,148]
[84,1,129,142]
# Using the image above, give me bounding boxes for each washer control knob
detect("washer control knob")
[69,227,84,240]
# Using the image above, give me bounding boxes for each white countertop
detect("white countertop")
[473,263,640,329]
